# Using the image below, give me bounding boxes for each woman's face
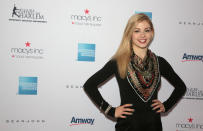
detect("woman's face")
[131,20,153,50]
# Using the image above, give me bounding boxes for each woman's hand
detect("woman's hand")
[151,99,165,113]
[115,104,134,118]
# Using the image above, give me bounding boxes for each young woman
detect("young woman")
[83,13,186,131]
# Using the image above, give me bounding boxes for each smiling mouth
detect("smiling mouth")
[138,39,147,44]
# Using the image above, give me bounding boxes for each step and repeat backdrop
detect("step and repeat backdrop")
[0,0,203,131]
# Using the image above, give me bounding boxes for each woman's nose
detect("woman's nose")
[140,32,146,37]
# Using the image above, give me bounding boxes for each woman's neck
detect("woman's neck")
[132,46,148,60]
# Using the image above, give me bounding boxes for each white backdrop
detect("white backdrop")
[0,0,203,131]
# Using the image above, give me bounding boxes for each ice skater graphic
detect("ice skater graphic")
[12,4,20,17]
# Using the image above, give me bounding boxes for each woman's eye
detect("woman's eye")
[134,30,139,33]
[145,29,151,32]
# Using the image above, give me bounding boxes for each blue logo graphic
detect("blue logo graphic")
[69,116,95,126]
[18,77,38,95]
[182,53,203,62]
[135,11,152,20]
[77,43,95,62]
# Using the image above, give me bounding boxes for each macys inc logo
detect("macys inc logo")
[184,88,203,100]
[182,53,203,62]
[176,117,203,130]
[9,4,47,23]
[70,9,102,26]
[11,41,44,59]
[69,116,95,126]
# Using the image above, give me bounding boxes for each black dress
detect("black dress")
[83,56,186,131]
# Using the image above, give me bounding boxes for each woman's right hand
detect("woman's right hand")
[115,104,134,118]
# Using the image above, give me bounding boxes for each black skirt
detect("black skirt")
[115,111,162,131]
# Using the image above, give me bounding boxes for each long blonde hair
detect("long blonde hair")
[112,13,154,79]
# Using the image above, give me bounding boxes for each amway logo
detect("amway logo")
[69,117,95,126]
[182,53,203,62]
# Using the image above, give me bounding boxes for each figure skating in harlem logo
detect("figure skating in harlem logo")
[9,4,47,23]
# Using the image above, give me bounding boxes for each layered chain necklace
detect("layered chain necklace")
[127,50,160,102]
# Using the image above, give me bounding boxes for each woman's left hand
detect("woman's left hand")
[151,99,165,113]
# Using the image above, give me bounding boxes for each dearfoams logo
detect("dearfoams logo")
[184,88,203,100]
[77,43,95,62]
[182,53,203,62]
[5,119,46,128]
[176,117,203,130]
[18,77,37,95]
[179,21,203,26]
[66,84,83,89]
[69,117,95,126]
[10,41,44,59]
[9,4,47,23]
[70,9,102,27]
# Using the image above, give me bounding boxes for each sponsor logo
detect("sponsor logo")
[77,43,96,62]
[5,119,46,128]
[66,84,83,89]
[176,117,203,130]
[69,116,95,126]
[179,21,203,26]
[70,9,102,27]
[184,88,203,100]
[18,76,38,95]
[135,11,152,20]
[182,53,203,62]
[11,41,44,59]
[9,4,47,23]
[6,119,45,124]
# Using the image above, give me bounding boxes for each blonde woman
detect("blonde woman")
[83,13,186,131]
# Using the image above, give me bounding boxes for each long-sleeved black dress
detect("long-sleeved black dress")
[83,55,186,131]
